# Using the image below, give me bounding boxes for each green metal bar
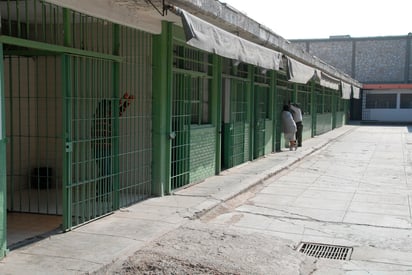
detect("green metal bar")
[332,90,337,129]
[16,0,21,37]
[45,54,51,214]
[6,56,13,211]
[270,71,278,152]
[26,55,32,212]
[34,0,38,38]
[311,81,316,137]
[0,43,9,259]
[152,21,173,196]
[53,55,59,214]
[62,8,72,230]
[212,55,222,174]
[17,56,23,211]
[112,23,120,209]
[248,64,254,161]
[0,36,121,62]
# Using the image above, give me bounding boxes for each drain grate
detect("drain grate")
[297,242,353,260]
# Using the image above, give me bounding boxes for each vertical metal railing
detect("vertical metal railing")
[0,43,8,259]
[2,0,154,229]
[171,73,191,189]
[253,69,270,159]
[68,55,115,226]
[118,26,152,207]
[170,42,212,189]
[253,85,268,158]
[230,79,248,166]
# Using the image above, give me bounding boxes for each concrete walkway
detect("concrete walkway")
[209,124,412,273]
[0,124,408,274]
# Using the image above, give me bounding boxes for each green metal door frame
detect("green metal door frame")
[62,9,123,229]
[332,90,338,129]
[271,71,280,152]
[111,24,120,209]
[212,55,222,174]
[0,43,8,259]
[248,65,254,161]
[62,8,72,229]
[152,21,173,196]
[310,81,316,137]
[253,84,269,159]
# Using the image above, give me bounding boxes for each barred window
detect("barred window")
[191,77,211,125]
[400,94,412,109]
[317,93,324,114]
[296,85,311,115]
[365,93,397,109]
[324,94,332,113]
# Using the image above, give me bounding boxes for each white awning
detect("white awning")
[318,72,340,90]
[341,81,352,99]
[177,8,282,71]
[286,57,316,84]
[44,0,169,34]
[352,86,360,99]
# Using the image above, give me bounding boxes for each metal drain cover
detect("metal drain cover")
[297,242,353,260]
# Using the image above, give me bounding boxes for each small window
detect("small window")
[365,93,397,109]
[400,94,412,109]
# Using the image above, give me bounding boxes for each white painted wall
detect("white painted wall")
[362,89,412,122]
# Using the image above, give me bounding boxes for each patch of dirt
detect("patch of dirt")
[102,223,317,275]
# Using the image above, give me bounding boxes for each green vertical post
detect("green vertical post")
[270,71,278,152]
[152,21,173,196]
[112,24,120,209]
[62,8,72,230]
[0,43,8,258]
[248,65,254,161]
[345,99,349,124]
[212,55,222,174]
[332,90,337,129]
[310,80,316,137]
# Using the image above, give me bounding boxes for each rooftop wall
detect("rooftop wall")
[292,35,412,84]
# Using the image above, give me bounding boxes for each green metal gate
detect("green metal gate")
[254,84,269,158]
[170,40,213,190]
[296,83,313,140]
[171,72,191,190]
[222,77,249,169]
[64,55,117,228]
[0,0,153,238]
[315,84,333,135]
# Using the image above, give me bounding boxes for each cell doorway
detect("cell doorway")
[4,53,63,249]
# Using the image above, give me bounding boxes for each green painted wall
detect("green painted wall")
[302,115,313,140]
[335,111,345,128]
[190,126,216,183]
[316,113,333,135]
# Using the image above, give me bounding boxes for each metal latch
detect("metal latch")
[65,142,73,152]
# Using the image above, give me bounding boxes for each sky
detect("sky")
[221,0,411,39]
